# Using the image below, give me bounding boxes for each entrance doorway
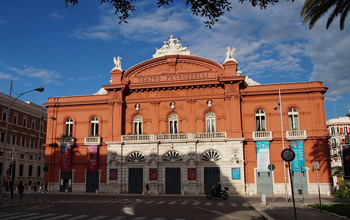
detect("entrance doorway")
[165,168,181,194]
[60,172,72,192]
[86,172,99,193]
[256,171,273,194]
[204,167,220,194]
[128,168,143,194]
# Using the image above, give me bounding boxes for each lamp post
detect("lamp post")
[274,89,288,202]
[1,80,44,202]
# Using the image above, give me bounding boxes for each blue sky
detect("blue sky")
[0,0,349,120]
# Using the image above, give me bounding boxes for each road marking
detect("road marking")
[180,201,188,205]
[242,203,250,207]
[46,214,74,219]
[153,218,166,220]
[156,201,165,204]
[193,201,200,205]
[111,200,123,203]
[25,213,57,220]
[66,215,90,220]
[218,202,224,206]
[131,217,146,220]
[0,212,25,218]
[108,216,127,220]
[5,213,40,220]
[89,215,109,220]
[100,200,113,203]
[205,202,211,206]
[168,201,177,205]
[230,203,237,207]
[145,200,154,204]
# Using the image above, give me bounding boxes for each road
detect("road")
[0,194,264,220]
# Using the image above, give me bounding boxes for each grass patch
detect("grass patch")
[308,204,350,218]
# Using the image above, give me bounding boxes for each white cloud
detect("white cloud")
[48,11,65,20]
[67,0,349,102]
[0,19,7,25]
[0,71,12,79]
[7,66,60,84]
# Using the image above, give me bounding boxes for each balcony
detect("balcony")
[121,132,226,142]
[252,131,273,141]
[84,136,101,145]
[58,136,75,146]
[286,130,307,140]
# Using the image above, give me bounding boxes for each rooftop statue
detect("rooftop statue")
[112,56,122,71]
[153,35,191,58]
[224,47,237,63]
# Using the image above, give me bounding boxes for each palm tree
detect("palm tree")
[301,0,350,30]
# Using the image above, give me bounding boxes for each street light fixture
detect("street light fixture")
[1,80,44,201]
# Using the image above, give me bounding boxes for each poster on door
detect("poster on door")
[87,145,98,173]
[256,141,270,172]
[61,145,72,173]
[290,140,305,172]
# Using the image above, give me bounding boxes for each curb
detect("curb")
[250,203,274,220]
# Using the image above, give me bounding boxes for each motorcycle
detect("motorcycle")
[206,186,229,200]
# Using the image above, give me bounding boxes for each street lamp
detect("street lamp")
[274,89,288,202]
[1,80,44,201]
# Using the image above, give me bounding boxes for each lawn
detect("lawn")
[308,204,350,218]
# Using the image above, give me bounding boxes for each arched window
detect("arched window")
[164,151,183,161]
[288,108,299,130]
[127,152,145,162]
[255,109,266,131]
[169,114,178,134]
[90,117,99,136]
[133,115,143,135]
[202,150,221,161]
[206,112,216,133]
[65,118,73,136]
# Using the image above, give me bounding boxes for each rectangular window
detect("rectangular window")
[345,127,348,135]
[331,127,335,136]
[30,138,35,148]
[13,114,18,125]
[21,136,26,147]
[11,134,16,145]
[0,131,5,143]
[20,154,24,159]
[110,169,117,180]
[2,111,7,121]
[40,123,44,132]
[19,164,24,176]
[22,118,27,127]
[37,166,41,177]
[31,121,36,130]
[29,165,33,176]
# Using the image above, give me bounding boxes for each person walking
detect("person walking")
[18,181,24,199]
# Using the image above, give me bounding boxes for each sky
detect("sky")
[0,0,349,120]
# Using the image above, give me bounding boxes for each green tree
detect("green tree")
[301,0,350,30]
[65,0,349,30]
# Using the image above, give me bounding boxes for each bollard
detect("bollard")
[261,194,267,205]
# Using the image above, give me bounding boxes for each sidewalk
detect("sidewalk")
[248,195,349,220]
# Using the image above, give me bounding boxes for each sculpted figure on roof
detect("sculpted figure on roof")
[224,47,237,63]
[153,35,191,58]
[112,56,122,71]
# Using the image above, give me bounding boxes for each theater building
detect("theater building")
[44,36,332,195]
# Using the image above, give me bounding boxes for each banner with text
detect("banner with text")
[61,145,72,173]
[87,145,98,173]
[290,140,305,172]
[256,141,270,172]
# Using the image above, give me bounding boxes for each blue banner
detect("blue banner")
[232,168,240,179]
[256,141,270,172]
[290,140,305,172]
